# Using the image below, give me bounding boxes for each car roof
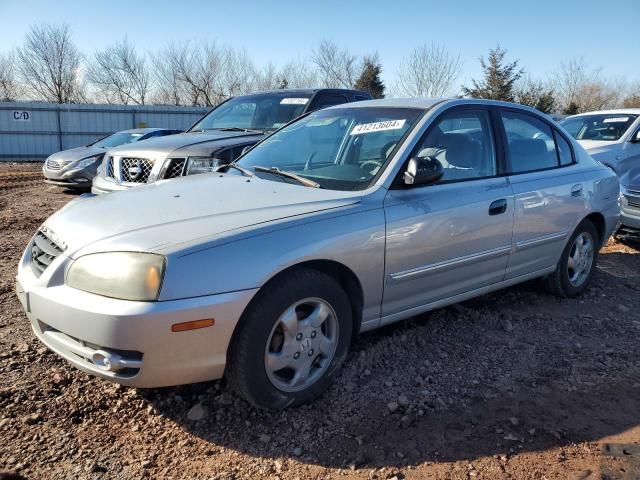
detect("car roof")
[322,97,549,113]
[569,108,640,117]
[119,127,177,134]
[237,88,369,97]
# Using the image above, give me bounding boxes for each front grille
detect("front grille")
[163,158,186,179]
[46,159,71,171]
[105,156,114,178]
[30,231,65,277]
[120,157,154,183]
[625,195,640,209]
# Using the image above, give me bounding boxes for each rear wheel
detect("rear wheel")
[226,268,353,410]
[543,219,599,298]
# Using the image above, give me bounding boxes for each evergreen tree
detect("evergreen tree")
[462,46,523,102]
[515,79,557,114]
[354,56,385,99]
[563,101,580,115]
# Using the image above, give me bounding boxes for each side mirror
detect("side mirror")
[403,157,444,186]
[241,145,253,155]
[631,131,640,143]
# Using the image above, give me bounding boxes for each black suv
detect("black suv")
[92,88,372,193]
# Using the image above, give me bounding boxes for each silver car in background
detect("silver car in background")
[561,109,640,236]
[42,128,181,189]
[16,99,619,409]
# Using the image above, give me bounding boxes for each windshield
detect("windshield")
[190,94,312,132]
[561,114,638,141]
[236,107,424,191]
[92,132,145,148]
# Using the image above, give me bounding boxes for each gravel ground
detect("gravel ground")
[1,163,639,480]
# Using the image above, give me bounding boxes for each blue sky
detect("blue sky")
[1,0,638,90]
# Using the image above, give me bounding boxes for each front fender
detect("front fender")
[159,204,387,325]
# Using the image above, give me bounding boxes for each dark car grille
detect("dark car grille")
[30,231,65,278]
[46,159,72,171]
[120,157,154,183]
[625,195,640,209]
[163,158,186,179]
[105,156,115,178]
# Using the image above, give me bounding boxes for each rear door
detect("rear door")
[499,108,584,279]
[382,106,514,319]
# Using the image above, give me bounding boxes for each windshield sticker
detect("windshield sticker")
[281,98,309,105]
[603,117,629,123]
[350,119,406,135]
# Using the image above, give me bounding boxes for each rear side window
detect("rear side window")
[501,111,559,173]
[555,132,574,166]
[313,94,349,110]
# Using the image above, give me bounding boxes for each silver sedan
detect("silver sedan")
[16,99,620,409]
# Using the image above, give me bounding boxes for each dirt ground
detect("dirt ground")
[0,163,639,480]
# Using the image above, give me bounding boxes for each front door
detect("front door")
[382,107,514,320]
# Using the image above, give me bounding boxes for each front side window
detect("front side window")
[561,114,638,141]
[190,94,312,132]
[91,132,145,148]
[236,107,423,191]
[411,109,497,182]
[501,111,559,173]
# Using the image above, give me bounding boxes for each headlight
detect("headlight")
[74,154,104,169]
[185,156,221,175]
[66,252,165,301]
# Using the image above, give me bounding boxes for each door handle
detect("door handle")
[489,199,508,216]
[571,184,583,197]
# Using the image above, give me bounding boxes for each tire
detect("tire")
[543,219,599,298]
[226,268,353,410]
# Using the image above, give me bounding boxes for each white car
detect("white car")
[561,110,640,236]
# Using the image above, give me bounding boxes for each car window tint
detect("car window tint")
[412,109,497,182]
[313,94,349,110]
[554,132,573,166]
[501,111,560,173]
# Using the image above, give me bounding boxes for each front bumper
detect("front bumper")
[91,175,130,194]
[43,166,97,189]
[620,203,640,230]
[16,252,257,388]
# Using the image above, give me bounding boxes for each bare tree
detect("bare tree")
[394,43,462,97]
[151,42,257,107]
[280,57,318,89]
[222,48,257,97]
[87,38,150,105]
[550,58,606,113]
[0,51,23,101]
[311,39,359,88]
[16,23,85,103]
[150,47,183,105]
[253,58,318,91]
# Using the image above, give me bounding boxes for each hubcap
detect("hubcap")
[567,232,594,287]
[264,297,339,393]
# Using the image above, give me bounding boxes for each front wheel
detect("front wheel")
[226,268,353,410]
[543,219,599,298]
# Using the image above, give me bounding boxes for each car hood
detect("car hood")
[576,140,622,153]
[107,130,265,157]
[47,145,104,162]
[43,174,363,257]
[620,165,640,190]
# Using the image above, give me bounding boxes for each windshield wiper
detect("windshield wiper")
[216,127,264,134]
[253,166,320,188]
[219,161,255,177]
